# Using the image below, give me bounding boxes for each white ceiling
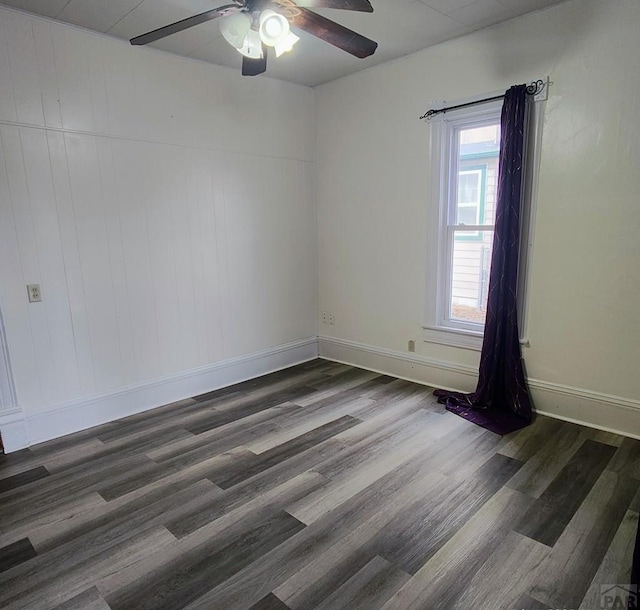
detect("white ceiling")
[0,0,567,86]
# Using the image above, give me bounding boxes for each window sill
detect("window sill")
[423,325,530,351]
[423,325,483,351]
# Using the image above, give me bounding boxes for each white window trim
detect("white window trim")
[423,87,545,351]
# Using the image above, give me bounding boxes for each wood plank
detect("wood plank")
[162,439,353,537]
[379,487,533,610]
[498,416,564,461]
[506,420,592,498]
[0,449,47,479]
[27,422,118,457]
[0,492,107,552]
[0,538,37,574]
[452,531,551,610]
[0,452,162,524]
[290,371,387,409]
[97,473,326,599]
[0,526,176,609]
[271,471,445,609]
[607,437,640,480]
[376,453,524,574]
[314,555,411,610]
[95,456,175,501]
[41,439,111,474]
[579,509,638,610]
[211,415,361,490]
[631,485,640,514]
[288,412,439,525]
[106,511,306,610]
[164,470,328,540]
[34,479,221,554]
[185,384,317,436]
[0,465,50,493]
[328,393,449,447]
[51,587,112,610]
[244,397,374,454]
[0,483,216,599]
[146,403,302,464]
[512,593,550,609]
[527,470,637,609]
[249,593,291,610]
[515,439,617,546]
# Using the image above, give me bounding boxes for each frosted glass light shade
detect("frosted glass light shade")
[238,28,263,58]
[219,12,251,49]
[259,10,290,47]
[274,32,299,57]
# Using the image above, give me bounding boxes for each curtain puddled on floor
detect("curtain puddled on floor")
[434,84,533,435]
[631,524,639,610]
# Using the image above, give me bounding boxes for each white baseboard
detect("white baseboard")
[0,337,318,453]
[319,335,479,391]
[528,379,640,440]
[318,336,640,440]
[0,408,29,453]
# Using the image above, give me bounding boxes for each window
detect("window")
[424,95,541,350]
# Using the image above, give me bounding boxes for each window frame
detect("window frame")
[423,94,541,351]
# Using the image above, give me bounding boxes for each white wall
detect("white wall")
[0,7,317,441]
[316,0,640,435]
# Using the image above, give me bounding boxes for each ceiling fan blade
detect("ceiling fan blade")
[291,0,373,11]
[130,4,241,46]
[242,47,268,76]
[288,7,377,58]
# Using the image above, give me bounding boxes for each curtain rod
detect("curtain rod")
[419,79,546,121]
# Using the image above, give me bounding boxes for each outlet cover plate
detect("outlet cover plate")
[27,284,42,303]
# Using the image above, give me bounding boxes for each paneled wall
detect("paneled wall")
[0,7,317,416]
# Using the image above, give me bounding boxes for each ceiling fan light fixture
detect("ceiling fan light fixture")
[219,12,251,49]
[258,10,291,48]
[274,32,300,57]
[238,27,264,59]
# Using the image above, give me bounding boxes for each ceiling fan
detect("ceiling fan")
[130,0,377,77]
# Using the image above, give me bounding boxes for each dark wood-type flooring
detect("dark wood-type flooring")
[0,360,638,609]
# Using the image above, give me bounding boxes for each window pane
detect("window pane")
[449,229,494,324]
[458,172,480,205]
[455,124,500,230]
[457,206,478,227]
[458,124,500,156]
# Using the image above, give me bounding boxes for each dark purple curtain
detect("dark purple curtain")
[434,84,533,435]
[631,523,639,609]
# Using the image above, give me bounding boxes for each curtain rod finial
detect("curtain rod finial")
[525,79,546,98]
[419,109,439,121]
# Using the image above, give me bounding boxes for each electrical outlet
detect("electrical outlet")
[27,284,42,303]
[322,312,335,325]
[408,340,415,353]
